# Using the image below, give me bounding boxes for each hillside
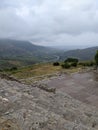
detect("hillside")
[0,39,54,57]
[0,39,59,69]
[60,46,98,61]
[0,39,98,69]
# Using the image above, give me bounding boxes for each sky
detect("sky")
[0,0,98,46]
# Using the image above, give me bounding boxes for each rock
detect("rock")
[0,119,21,130]
[0,77,98,130]
[32,83,56,93]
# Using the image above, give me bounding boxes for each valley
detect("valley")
[0,39,98,70]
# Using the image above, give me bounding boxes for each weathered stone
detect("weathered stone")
[0,119,21,130]
[0,73,98,130]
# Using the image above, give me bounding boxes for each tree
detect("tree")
[95,50,98,69]
[65,58,78,63]
[61,62,71,69]
[10,66,18,71]
[71,62,77,67]
[53,62,60,66]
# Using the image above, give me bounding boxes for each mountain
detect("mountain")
[0,39,55,58]
[60,46,98,61]
[50,45,90,51]
[0,39,59,68]
[0,39,98,69]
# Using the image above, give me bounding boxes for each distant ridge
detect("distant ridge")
[60,46,98,61]
[0,39,52,57]
[0,39,58,68]
[0,39,98,68]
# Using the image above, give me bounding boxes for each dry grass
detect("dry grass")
[9,63,84,84]
[12,63,62,79]
[8,60,21,66]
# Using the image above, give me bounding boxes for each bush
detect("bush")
[95,50,98,65]
[88,61,95,66]
[10,67,18,71]
[65,58,78,63]
[78,61,95,67]
[53,62,60,66]
[61,63,71,69]
[71,62,77,67]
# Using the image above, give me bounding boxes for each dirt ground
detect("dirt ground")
[46,71,98,108]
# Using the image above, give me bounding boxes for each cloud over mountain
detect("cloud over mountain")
[0,0,98,46]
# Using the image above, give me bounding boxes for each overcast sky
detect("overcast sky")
[0,0,98,46]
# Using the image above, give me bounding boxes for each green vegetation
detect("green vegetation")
[71,62,78,67]
[61,57,78,69]
[60,46,98,61]
[3,62,84,83]
[0,40,96,83]
[10,67,18,71]
[1,56,95,81]
[95,50,98,67]
[61,62,71,69]
[0,39,61,69]
[60,57,95,69]
[53,62,60,66]
[78,61,95,67]
[1,59,95,84]
[64,58,78,63]
[8,63,62,79]
[0,39,98,70]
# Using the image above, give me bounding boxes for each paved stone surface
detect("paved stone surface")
[46,72,98,107]
[0,72,98,129]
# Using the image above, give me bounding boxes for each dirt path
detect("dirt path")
[46,72,98,107]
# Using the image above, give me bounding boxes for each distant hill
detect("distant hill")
[0,39,98,69]
[0,39,54,57]
[50,45,90,51]
[60,46,98,61]
[0,39,59,69]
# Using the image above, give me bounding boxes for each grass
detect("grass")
[2,61,92,85]
[3,62,86,85]
[8,63,62,79]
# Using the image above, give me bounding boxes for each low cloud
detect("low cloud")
[0,0,98,46]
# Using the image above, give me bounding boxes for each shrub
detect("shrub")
[61,62,71,69]
[78,61,95,67]
[53,62,60,66]
[71,62,77,67]
[95,50,98,65]
[65,58,78,63]
[10,67,18,71]
[88,61,95,66]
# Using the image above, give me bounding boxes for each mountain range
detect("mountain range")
[0,39,97,69]
[60,46,98,61]
[0,39,59,68]
[0,39,56,58]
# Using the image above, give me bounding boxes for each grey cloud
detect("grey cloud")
[0,0,98,46]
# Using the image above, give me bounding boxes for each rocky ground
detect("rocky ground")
[0,72,98,130]
[40,71,98,108]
